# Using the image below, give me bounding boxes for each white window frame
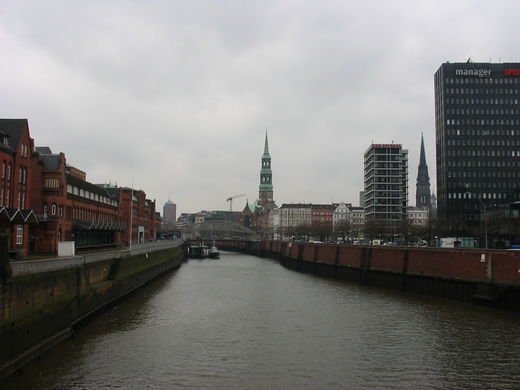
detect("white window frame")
[16,225,23,245]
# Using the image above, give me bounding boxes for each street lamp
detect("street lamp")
[481,200,488,250]
[465,192,488,250]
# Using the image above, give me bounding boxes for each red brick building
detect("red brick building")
[0,119,159,256]
[0,119,39,257]
[113,187,159,246]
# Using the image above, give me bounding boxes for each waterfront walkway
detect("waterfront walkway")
[10,239,184,276]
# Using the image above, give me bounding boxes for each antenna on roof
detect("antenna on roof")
[467,57,472,63]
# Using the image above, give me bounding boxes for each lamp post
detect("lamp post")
[466,192,488,249]
[481,200,488,250]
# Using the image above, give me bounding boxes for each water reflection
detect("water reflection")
[5,252,520,389]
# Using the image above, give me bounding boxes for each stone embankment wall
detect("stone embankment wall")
[215,240,520,311]
[0,244,185,381]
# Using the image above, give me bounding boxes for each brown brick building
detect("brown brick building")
[0,119,159,257]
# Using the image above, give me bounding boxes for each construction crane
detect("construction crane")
[227,194,245,211]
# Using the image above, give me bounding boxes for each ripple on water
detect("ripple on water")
[4,253,520,390]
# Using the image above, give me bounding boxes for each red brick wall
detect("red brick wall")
[315,245,337,265]
[337,246,363,267]
[369,247,405,273]
[262,241,520,286]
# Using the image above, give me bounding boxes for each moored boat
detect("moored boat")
[208,246,220,259]
[188,243,210,259]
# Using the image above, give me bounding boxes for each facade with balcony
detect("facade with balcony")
[363,143,408,236]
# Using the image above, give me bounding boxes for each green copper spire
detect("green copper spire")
[259,131,273,193]
[263,131,270,156]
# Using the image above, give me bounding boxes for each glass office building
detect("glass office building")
[434,62,520,221]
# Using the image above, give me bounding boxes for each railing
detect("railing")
[10,239,184,276]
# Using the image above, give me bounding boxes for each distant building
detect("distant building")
[333,202,364,237]
[364,143,408,235]
[430,192,438,218]
[416,133,431,210]
[277,203,336,239]
[279,203,312,230]
[407,206,429,227]
[162,198,176,228]
[359,191,365,208]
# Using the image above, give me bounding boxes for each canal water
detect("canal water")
[5,252,520,389]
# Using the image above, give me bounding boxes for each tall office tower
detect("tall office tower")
[435,62,520,221]
[163,199,177,228]
[363,143,408,234]
[416,133,431,210]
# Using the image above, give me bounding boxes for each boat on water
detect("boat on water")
[208,246,220,259]
[188,243,210,259]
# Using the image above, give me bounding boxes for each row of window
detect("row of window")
[445,87,519,95]
[445,98,518,105]
[71,206,117,223]
[20,144,29,158]
[451,181,518,190]
[0,188,26,209]
[446,129,517,136]
[448,158,520,168]
[446,108,519,115]
[447,150,520,159]
[449,171,520,180]
[2,161,12,180]
[66,184,118,207]
[446,118,519,126]
[44,178,60,189]
[448,192,509,200]
[1,162,28,184]
[446,148,520,158]
[445,77,519,85]
[43,203,64,217]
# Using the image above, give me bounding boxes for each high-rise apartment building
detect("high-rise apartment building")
[363,144,408,233]
[434,62,520,221]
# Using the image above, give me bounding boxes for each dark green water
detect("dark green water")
[5,252,520,389]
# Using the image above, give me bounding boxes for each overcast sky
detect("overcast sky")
[1,0,519,215]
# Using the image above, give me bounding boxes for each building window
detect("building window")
[16,225,23,245]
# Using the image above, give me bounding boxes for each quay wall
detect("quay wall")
[0,244,186,381]
[214,240,520,311]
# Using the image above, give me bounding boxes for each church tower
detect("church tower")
[258,132,273,207]
[416,133,431,210]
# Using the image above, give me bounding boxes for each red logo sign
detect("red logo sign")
[504,69,520,76]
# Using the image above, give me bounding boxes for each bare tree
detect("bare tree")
[334,219,352,242]
[294,222,311,240]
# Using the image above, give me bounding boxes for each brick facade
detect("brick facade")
[0,119,159,256]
